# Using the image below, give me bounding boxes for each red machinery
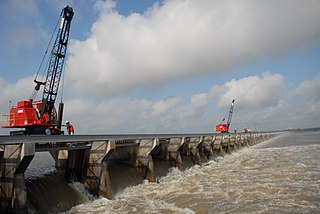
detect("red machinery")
[1,6,74,135]
[215,99,235,133]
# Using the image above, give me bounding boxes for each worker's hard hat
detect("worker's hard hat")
[65,121,69,124]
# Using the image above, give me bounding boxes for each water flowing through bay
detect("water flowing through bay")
[26,131,320,213]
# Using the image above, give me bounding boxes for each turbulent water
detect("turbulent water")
[26,131,320,213]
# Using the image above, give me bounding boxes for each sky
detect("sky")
[0,0,320,134]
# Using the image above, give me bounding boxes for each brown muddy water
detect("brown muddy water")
[26,131,320,213]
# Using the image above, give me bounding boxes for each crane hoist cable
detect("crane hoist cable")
[30,57,51,100]
[33,11,62,91]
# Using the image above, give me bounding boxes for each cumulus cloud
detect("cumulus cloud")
[0,76,36,133]
[295,74,320,99]
[63,97,152,133]
[63,94,210,134]
[1,72,319,134]
[66,0,320,97]
[210,72,284,109]
[60,72,288,133]
[0,76,35,108]
[151,98,180,116]
[208,73,320,130]
[290,74,320,127]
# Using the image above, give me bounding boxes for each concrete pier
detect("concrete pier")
[184,137,202,165]
[84,140,115,199]
[199,136,214,160]
[0,132,280,212]
[212,135,226,157]
[0,143,34,213]
[136,138,159,182]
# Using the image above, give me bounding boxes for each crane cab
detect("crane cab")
[1,99,59,135]
[2,100,53,128]
[2,100,39,128]
[215,124,229,133]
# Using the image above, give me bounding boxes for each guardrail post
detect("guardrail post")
[0,143,34,213]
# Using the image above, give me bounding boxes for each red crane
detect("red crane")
[1,6,74,135]
[215,99,235,133]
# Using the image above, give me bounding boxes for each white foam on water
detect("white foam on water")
[69,182,96,201]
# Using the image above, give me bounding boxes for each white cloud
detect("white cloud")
[62,72,289,133]
[295,74,320,99]
[63,97,153,134]
[151,98,180,116]
[0,76,35,108]
[1,72,320,134]
[210,72,284,109]
[62,95,208,134]
[290,74,320,127]
[0,76,36,133]
[66,0,320,97]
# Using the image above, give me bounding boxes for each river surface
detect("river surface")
[26,131,320,213]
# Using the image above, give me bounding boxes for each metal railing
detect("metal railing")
[1,114,13,127]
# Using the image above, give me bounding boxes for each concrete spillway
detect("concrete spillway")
[0,132,280,213]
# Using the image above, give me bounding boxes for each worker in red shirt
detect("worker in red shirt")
[65,121,75,135]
